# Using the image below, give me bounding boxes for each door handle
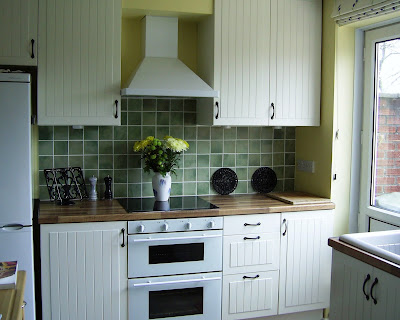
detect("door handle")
[244,222,261,226]
[362,274,371,300]
[282,219,288,236]
[114,100,119,119]
[243,236,260,240]
[243,275,260,280]
[1,224,24,231]
[370,277,378,305]
[215,101,219,119]
[271,103,275,120]
[121,228,125,247]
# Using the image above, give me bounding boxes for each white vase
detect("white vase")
[152,172,171,201]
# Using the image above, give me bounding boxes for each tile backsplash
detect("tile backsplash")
[38,98,295,200]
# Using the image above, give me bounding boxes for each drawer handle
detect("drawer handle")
[244,236,260,240]
[244,222,261,226]
[243,275,260,280]
[362,274,371,300]
[282,219,288,236]
[370,277,378,305]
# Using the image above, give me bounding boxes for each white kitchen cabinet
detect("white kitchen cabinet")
[37,0,121,126]
[330,250,400,320]
[278,210,333,314]
[0,0,38,66]
[197,0,321,127]
[41,222,127,320]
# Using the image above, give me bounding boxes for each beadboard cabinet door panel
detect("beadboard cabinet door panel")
[38,0,121,126]
[0,0,37,65]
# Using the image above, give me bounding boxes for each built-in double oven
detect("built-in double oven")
[127,217,223,320]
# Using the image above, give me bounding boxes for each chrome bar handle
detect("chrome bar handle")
[132,276,221,287]
[131,234,221,243]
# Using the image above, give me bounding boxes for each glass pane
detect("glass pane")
[149,243,204,264]
[371,38,400,213]
[149,287,203,319]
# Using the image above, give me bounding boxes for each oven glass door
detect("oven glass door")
[128,230,222,278]
[128,272,222,320]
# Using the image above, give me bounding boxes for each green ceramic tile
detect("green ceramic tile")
[39,186,50,200]
[114,169,128,183]
[184,155,196,168]
[184,113,196,125]
[121,98,128,111]
[170,126,184,138]
[127,126,141,141]
[211,127,223,140]
[54,141,68,155]
[185,141,196,154]
[273,128,284,139]
[121,112,127,125]
[39,171,47,185]
[143,99,156,110]
[128,169,142,183]
[249,127,261,139]
[83,170,99,181]
[211,141,223,153]
[284,179,295,191]
[156,127,169,138]
[224,127,236,140]
[248,154,260,166]
[99,155,113,169]
[285,166,295,179]
[285,153,296,166]
[114,155,127,169]
[184,182,196,195]
[84,127,98,140]
[54,156,68,168]
[114,184,128,198]
[261,140,272,153]
[285,140,295,153]
[129,98,142,111]
[235,181,248,194]
[197,141,210,154]
[197,168,210,181]
[39,156,53,170]
[98,170,113,182]
[69,156,83,168]
[261,154,272,166]
[236,168,248,180]
[157,99,170,111]
[197,127,210,140]
[223,154,235,167]
[171,99,183,111]
[170,112,184,125]
[224,141,235,153]
[99,126,113,140]
[171,183,183,196]
[142,126,155,139]
[274,180,284,192]
[197,182,209,195]
[237,127,249,139]
[114,126,127,140]
[184,127,196,140]
[39,127,53,140]
[128,184,142,197]
[210,154,222,167]
[114,141,127,154]
[99,141,113,154]
[286,127,296,139]
[157,112,170,125]
[174,169,183,182]
[184,168,196,181]
[261,127,273,139]
[273,153,284,166]
[236,154,248,167]
[236,140,248,153]
[142,112,155,125]
[197,155,210,168]
[249,141,260,153]
[84,141,98,154]
[128,155,142,168]
[39,141,53,155]
[84,155,98,169]
[142,183,153,197]
[273,140,284,153]
[128,112,141,125]
[248,167,257,180]
[184,99,196,112]
[274,166,284,179]
[54,126,69,140]
[69,127,83,140]
[142,171,153,183]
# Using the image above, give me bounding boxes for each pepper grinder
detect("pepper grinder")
[104,175,113,199]
[88,175,98,201]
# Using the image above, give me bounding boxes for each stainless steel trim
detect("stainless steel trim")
[130,234,221,243]
[132,276,221,287]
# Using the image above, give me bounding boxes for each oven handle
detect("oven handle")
[130,234,221,243]
[132,276,222,287]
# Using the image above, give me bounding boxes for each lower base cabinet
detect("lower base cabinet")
[40,221,127,320]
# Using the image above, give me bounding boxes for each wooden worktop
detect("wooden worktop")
[38,192,335,224]
[329,237,400,278]
[0,271,26,320]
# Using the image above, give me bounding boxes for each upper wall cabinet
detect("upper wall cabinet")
[37,0,121,126]
[0,0,38,66]
[197,0,321,127]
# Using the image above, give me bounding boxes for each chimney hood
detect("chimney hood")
[121,16,218,98]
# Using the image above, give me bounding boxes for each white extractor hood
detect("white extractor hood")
[121,16,218,98]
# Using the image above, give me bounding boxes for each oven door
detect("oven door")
[128,230,222,278]
[128,272,222,320]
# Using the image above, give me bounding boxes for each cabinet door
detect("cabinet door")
[37,0,121,126]
[214,0,271,126]
[0,0,37,65]
[269,0,321,126]
[41,222,127,320]
[279,210,333,314]
[222,271,278,320]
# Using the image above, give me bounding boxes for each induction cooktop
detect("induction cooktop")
[117,196,218,212]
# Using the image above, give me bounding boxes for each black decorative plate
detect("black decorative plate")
[251,167,277,193]
[211,168,238,195]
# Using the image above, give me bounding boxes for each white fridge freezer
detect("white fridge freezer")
[0,73,35,320]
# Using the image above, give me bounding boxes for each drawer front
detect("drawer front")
[224,214,280,235]
[222,271,279,320]
[223,233,280,274]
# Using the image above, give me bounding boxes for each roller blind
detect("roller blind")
[332,0,400,25]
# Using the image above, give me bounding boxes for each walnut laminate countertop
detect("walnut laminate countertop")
[38,193,335,224]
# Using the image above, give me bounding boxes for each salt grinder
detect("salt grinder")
[88,175,98,201]
[104,175,113,199]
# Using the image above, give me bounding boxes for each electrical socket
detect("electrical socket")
[297,160,315,173]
